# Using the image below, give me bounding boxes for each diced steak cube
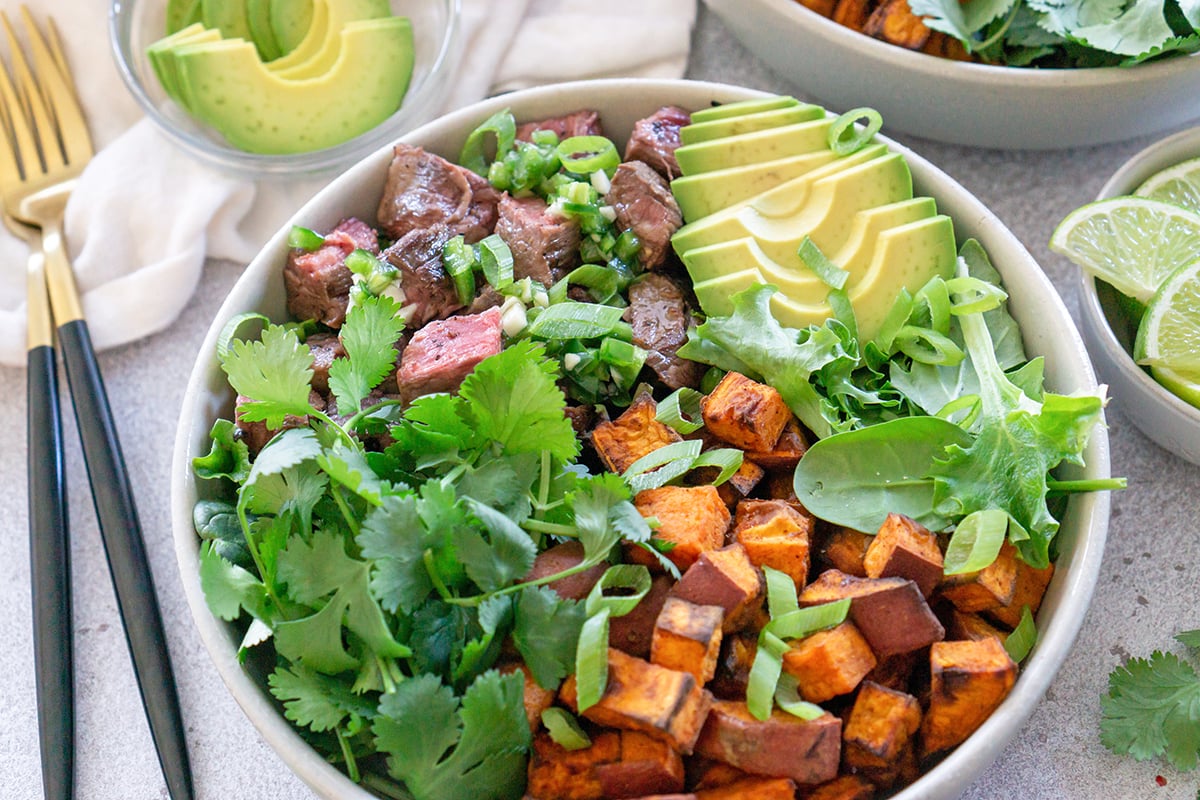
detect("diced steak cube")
[381,226,463,329]
[305,332,346,393]
[626,273,702,389]
[235,390,324,456]
[396,306,503,403]
[377,143,500,243]
[516,109,604,142]
[283,217,377,328]
[495,194,582,286]
[609,161,683,270]
[625,106,691,179]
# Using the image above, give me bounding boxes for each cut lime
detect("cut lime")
[1133,259,1200,408]
[1049,196,1200,302]
[1134,155,1200,214]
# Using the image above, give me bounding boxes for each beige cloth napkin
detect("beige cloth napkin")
[0,0,696,366]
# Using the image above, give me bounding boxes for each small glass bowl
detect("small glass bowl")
[108,0,460,178]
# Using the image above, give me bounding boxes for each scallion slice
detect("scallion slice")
[478,234,514,290]
[345,249,396,296]
[893,325,964,366]
[873,287,914,355]
[947,275,1008,316]
[287,225,325,252]
[827,107,883,157]
[1003,605,1038,663]
[574,609,611,712]
[797,236,849,290]
[690,447,743,486]
[774,674,825,721]
[764,598,851,642]
[585,564,652,617]
[527,302,625,340]
[443,236,478,305]
[655,387,706,434]
[943,508,1009,575]
[763,565,800,620]
[746,630,788,721]
[623,440,703,494]
[826,288,858,340]
[556,135,620,176]
[459,108,517,176]
[541,708,591,750]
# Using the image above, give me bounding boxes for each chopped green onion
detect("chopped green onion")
[943,508,1009,575]
[947,276,1008,316]
[345,249,396,296]
[797,236,849,290]
[557,264,626,304]
[872,287,914,355]
[915,277,952,333]
[826,288,858,341]
[599,337,646,382]
[443,236,478,305]
[531,129,559,147]
[763,565,799,620]
[893,325,963,366]
[774,674,826,721]
[746,630,788,721]
[478,234,514,290]
[655,388,706,434]
[556,135,620,176]
[700,368,725,395]
[527,302,626,340]
[287,225,325,252]
[541,707,591,750]
[614,230,640,263]
[764,598,851,641]
[935,394,982,429]
[459,108,517,176]
[1003,605,1038,663]
[690,447,743,486]
[575,608,611,712]
[827,107,883,157]
[585,564,652,617]
[623,440,704,494]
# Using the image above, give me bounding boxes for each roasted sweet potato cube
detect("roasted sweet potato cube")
[611,574,675,659]
[694,777,797,800]
[816,526,871,577]
[595,731,686,798]
[560,648,713,754]
[864,513,944,597]
[593,394,684,474]
[670,544,764,632]
[701,372,793,452]
[708,634,757,700]
[689,758,751,789]
[781,621,876,703]
[945,609,1007,643]
[651,597,725,684]
[805,774,876,800]
[523,540,609,600]
[634,486,731,571]
[744,419,809,470]
[797,0,836,16]
[920,637,1018,756]
[832,0,870,30]
[715,459,766,509]
[498,662,556,731]
[800,570,945,656]
[733,499,814,585]
[986,560,1055,630]
[864,650,920,693]
[939,540,1019,613]
[843,680,921,772]
[694,699,841,785]
[527,730,622,800]
[864,0,931,49]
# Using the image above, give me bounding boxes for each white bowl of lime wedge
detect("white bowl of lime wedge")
[1064,126,1200,465]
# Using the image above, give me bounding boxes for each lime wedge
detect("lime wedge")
[1049,196,1200,302]
[1133,258,1200,408]
[1134,155,1200,214]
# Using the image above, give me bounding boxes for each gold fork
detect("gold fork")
[0,10,194,800]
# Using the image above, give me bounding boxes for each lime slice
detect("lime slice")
[1133,259,1200,407]
[1049,196,1200,302]
[1134,155,1200,214]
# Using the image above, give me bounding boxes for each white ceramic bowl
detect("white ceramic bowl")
[109,0,460,177]
[1076,126,1200,465]
[171,78,1112,800]
[704,0,1200,150]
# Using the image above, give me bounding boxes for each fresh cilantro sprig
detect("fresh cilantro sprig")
[1101,630,1200,771]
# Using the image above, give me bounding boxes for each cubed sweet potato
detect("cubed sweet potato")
[694,700,841,785]
[634,486,731,571]
[715,459,766,510]
[651,597,725,684]
[498,662,556,731]
[985,560,1055,630]
[781,621,877,703]
[920,637,1018,756]
[611,574,675,659]
[733,499,814,585]
[527,730,621,800]
[944,609,1007,643]
[701,372,793,452]
[688,758,751,790]
[864,0,931,49]
[864,650,920,694]
[816,527,871,577]
[670,544,764,632]
[832,0,870,30]
[939,541,1019,613]
[560,648,714,754]
[744,419,809,470]
[800,570,945,656]
[842,680,921,772]
[864,513,944,598]
[523,540,609,600]
[593,394,683,474]
[693,777,797,800]
[805,774,876,800]
[595,731,686,799]
[708,634,757,700]
[797,0,836,16]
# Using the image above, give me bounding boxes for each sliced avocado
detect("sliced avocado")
[821,197,937,285]
[680,104,824,146]
[200,0,253,41]
[671,144,890,256]
[268,0,389,76]
[685,237,822,294]
[676,118,834,176]
[689,96,800,125]
[167,0,204,34]
[270,0,314,55]
[148,23,223,109]
[174,17,414,154]
[671,149,839,222]
[245,0,281,60]
[692,269,764,317]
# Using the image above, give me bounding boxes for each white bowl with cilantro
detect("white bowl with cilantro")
[171,79,1113,800]
[704,0,1200,149]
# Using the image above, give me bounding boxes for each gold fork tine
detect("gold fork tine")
[0,10,62,175]
[19,6,90,165]
[0,31,36,187]
[42,17,76,100]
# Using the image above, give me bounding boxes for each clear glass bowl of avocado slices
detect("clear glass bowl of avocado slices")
[110,0,459,175]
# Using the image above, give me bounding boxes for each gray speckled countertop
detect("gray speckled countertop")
[1,7,1198,800]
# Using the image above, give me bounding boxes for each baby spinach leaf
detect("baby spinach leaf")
[192,419,251,482]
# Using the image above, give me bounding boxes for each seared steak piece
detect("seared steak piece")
[627,273,703,390]
[235,390,325,456]
[377,143,501,243]
[381,226,464,329]
[495,194,581,286]
[515,109,603,142]
[608,161,683,270]
[396,306,504,403]
[283,217,378,328]
[624,105,691,179]
[466,284,505,315]
[563,404,597,437]
[305,332,346,393]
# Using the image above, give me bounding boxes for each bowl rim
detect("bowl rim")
[171,77,1112,800]
[107,0,463,177]
[733,0,1200,84]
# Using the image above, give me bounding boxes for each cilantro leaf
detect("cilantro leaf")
[454,595,514,684]
[456,499,538,592]
[1101,649,1200,771]
[409,599,474,677]
[328,294,406,413]
[268,663,375,732]
[512,585,587,690]
[374,670,530,800]
[220,324,316,429]
[193,419,251,483]
[357,494,433,614]
[1068,0,1175,56]
[908,0,1018,42]
[389,393,480,469]
[317,441,387,507]
[1178,629,1200,649]
[198,541,268,621]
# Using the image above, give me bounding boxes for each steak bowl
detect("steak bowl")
[171,78,1112,799]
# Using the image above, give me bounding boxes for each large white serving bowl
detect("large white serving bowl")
[171,78,1112,800]
[1076,126,1200,465]
[704,0,1200,150]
